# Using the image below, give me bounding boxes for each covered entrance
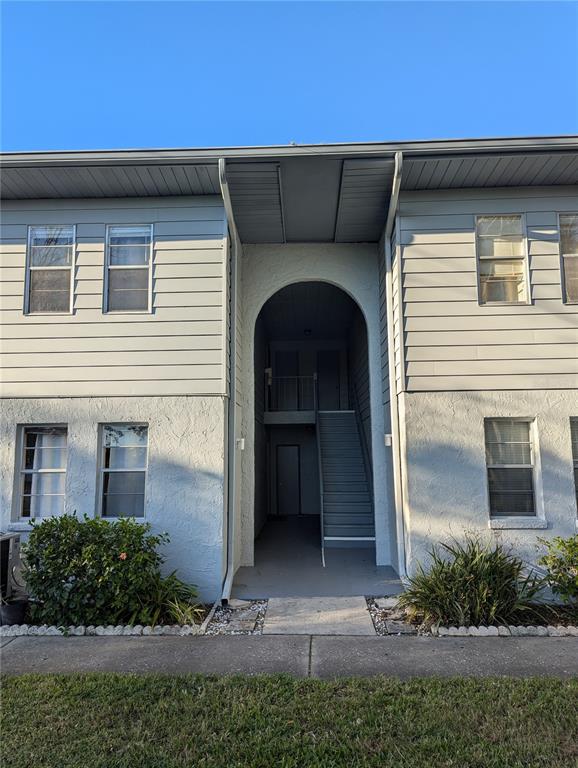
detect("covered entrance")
[232,281,397,597]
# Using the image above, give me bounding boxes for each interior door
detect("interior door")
[276,445,301,516]
[317,350,341,410]
[274,350,299,410]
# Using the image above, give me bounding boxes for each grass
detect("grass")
[2,675,578,768]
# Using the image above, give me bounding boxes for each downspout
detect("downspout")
[219,157,240,602]
[383,151,407,580]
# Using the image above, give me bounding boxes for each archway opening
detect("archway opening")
[251,281,375,586]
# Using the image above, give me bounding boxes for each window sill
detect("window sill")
[24,312,74,317]
[488,518,547,530]
[6,522,33,532]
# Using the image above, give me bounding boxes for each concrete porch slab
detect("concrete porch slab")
[263,596,375,635]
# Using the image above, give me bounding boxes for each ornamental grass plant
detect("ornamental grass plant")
[398,535,545,627]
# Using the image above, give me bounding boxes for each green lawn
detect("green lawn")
[2,674,577,768]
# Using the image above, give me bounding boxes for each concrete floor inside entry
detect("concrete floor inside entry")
[232,517,401,599]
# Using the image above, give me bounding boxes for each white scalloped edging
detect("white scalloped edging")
[0,623,202,637]
[432,624,578,637]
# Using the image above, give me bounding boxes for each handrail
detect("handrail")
[313,372,326,567]
[265,374,316,412]
[351,381,373,498]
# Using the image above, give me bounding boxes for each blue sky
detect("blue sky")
[2,1,577,151]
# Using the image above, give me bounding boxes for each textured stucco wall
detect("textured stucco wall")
[239,243,396,567]
[400,390,578,570]
[0,396,226,601]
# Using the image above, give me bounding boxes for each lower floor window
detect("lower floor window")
[100,424,148,517]
[18,425,67,518]
[484,418,536,517]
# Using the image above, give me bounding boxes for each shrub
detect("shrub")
[22,515,198,626]
[539,535,578,606]
[397,535,544,627]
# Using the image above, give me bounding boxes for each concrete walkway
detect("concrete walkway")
[2,635,578,679]
[264,596,375,635]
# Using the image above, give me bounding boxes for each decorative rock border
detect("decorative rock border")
[205,599,267,635]
[433,624,578,637]
[0,623,202,637]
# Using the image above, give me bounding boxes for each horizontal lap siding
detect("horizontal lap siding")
[378,233,389,411]
[398,186,578,392]
[0,196,227,397]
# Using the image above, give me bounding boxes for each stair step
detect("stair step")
[325,482,368,493]
[324,526,376,537]
[324,475,367,483]
[324,513,374,525]
[324,502,373,512]
[324,492,371,503]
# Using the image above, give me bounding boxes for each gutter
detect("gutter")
[218,157,240,603]
[2,135,577,167]
[383,151,407,581]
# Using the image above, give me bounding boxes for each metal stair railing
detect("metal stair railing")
[313,372,326,567]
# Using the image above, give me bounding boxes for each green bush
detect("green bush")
[22,515,199,626]
[397,535,544,627]
[539,535,578,606]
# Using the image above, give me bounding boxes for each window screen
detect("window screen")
[105,225,152,311]
[560,214,578,303]
[100,424,148,517]
[19,426,67,518]
[476,216,528,304]
[26,226,74,313]
[484,419,535,517]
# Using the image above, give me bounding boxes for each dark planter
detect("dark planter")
[0,600,27,626]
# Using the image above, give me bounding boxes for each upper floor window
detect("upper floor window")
[484,418,536,517]
[17,426,67,519]
[559,214,578,304]
[25,226,75,313]
[475,215,528,305]
[99,424,148,517]
[105,225,152,312]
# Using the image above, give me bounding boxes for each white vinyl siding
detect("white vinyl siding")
[396,186,578,392]
[25,225,75,314]
[475,215,528,304]
[485,419,536,518]
[559,214,578,303]
[105,225,152,312]
[16,425,67,519]
[0,197,227,397]
[99,424,148,518]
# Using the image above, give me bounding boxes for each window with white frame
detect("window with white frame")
[559,214,578,303]
[100,424,148,517]
[571,419,578,514]
[26,226,75,313]
[105,225,152,312]
[475,215,528,304]
[17,426,67,519]
[484,419,536,517]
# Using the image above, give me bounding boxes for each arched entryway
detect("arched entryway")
[232,279,396,597]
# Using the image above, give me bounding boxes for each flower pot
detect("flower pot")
[0,600,27,626]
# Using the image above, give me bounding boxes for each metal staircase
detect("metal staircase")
[316,410,375,562]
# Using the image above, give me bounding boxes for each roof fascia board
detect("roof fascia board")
[2,136,577,168]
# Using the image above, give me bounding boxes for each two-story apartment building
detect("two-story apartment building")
[1,137,577,601]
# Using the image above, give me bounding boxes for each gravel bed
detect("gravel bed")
[366,597,419,636]
[205,599,268,635]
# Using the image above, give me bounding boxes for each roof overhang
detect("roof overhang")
[2,135,577,243]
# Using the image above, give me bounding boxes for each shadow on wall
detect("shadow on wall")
[403,390,577,572]
[0,408,226,601]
